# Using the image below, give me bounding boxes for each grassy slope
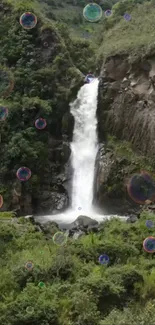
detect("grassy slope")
[1,211,155,324]
[97,0,155,62]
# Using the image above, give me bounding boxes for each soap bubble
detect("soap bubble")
[85,74,95,83]
[0,106,8,121]
[0,68,14,98]
[99,254,109,265]
[0,195,3,208]
[78,207,82,210]
[127,171,155,204]
[38,281,46,288]
[43,42,48,48]
[146,220,154,228]
[105,9,112,17]
[143,237,155,253]
[123,13,131,21]
[20,12,37,29]
[26,306,34,313]
[53,231,67,246]
[35,118,47,130]
[16,167,31,182]
[25,261,33,271]
[83,3,102,22]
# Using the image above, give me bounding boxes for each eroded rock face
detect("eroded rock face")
[95,54,155,215]
[98,55,155,157]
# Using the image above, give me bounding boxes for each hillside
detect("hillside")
[1,0,155,323]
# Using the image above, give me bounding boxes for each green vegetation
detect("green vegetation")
[97,0,155,62]
[0,211,155,324]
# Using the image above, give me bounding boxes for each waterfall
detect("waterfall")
[36,79,124,225]
[70,79,99,213]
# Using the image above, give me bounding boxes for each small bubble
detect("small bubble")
[99,254,109,265]
[38,281,45,288]
[26,306,34,313]
[146,220,154,228]
[25,261,33,271]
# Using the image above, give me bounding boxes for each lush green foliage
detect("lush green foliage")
[0,211,155,324]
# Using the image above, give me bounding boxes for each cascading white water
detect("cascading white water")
[35,79,126,225]
[70,79,99,213]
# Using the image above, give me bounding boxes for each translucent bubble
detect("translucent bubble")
[99,254,109,265]
[123,13,131,21]
[0,195,3,208]
[78,207,82,210]
[16,167,31,182]
[53,231,67,246]
[104,9,112,17]
[85,74,95,83]
[25,261,34,271]
[20,12,37,30]
[143,237,155,253]
[127,172,155,204]
[0,106,8,121]
[26,306,34,313]
[35,118,47,130]
[38,281,46,288]
[43,42,48,48]
[83,3,102,22]
[146,220,154,228]
[0,68,14,98]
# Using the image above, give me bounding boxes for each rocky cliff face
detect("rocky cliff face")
[95,54,155,215]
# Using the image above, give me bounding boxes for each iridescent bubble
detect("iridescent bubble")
[16,167,31,182]
[25,261,33,271]
[85,74,95,83]
[26,306,34,313]
[123,13,131,21]
[0,195,3,208]
[53,231,67,246]
[83,3,103,22]
[99,254,109,265]
[38,281,46,288]
[146,220,154,228]
[0,106,8,121]
[78,207,82,210]
[104,9,112,17]
[143,237,155,253]
[20,12,37,30]
[0,68,14,98]
[127,171,155,204]
[35,118,47,130]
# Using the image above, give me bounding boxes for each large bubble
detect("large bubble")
[0,67,14,98]
[16,167,31,182]
[83,3,102,22]
[0,106,8,121]
[35,118,47,130]
[143,237,155,253]
[53,231,67,246]
[127,171,155,204]
[20,12,37,30]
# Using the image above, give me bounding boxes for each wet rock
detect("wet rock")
[37,190,69,214]
[126,214,138,223]
[69,215,98,230]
